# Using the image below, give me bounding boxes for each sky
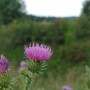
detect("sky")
[24,0,85,17]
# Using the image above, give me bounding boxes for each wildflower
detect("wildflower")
[24,43,52,61]
[20,61,27,69]
[62,85,72,90]
[0,55,9,75]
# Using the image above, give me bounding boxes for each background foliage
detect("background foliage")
[0,0,90,89]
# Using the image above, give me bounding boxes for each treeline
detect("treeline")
[25,15,77,22]
[0,18,75,47]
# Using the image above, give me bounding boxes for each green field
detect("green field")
[0,0,90,89]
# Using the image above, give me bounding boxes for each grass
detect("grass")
[0,47,85,90]
[0,45,89,90]
[18,66,85,90]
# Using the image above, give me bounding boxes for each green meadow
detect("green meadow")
[0,0,90,90]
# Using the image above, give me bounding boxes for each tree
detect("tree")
[76,0,90,39]
[0,0,25,24]
[82,0,90,16]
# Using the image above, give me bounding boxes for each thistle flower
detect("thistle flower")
[24,43,52,61]
[20,61,27,69]
[0,55,9,75]
[62,85,72,90]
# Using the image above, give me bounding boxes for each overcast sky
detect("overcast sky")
[24,0,85,17]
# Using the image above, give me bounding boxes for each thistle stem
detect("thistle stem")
[26,77,31,90]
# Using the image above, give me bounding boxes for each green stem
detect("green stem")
[26,78,31,90]
[21,72,31,90]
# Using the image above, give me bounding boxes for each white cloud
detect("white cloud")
[24,0,84,17]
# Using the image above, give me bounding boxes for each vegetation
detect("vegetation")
[0,0,25,24]
[0,0,90,89]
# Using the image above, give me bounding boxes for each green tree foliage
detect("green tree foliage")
[76,15,90,39]
[76,0,90,40]
[0,0,25,24]
[10,19,70,46]
[0,19,71,48]
[82,0,90,16]
[74,0,90,63]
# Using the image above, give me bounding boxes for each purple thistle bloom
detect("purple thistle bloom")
[0,55,9,74]
[62,85,72,90]
[24,43,52,61]
[20,61,27,69]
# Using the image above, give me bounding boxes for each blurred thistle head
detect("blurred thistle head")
[24,43,52,62]
[20,61,27,69]
[0,55,9,75]
[62,85,72,90]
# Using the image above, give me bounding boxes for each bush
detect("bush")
[0,19,71,48]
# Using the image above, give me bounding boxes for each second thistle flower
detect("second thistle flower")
[0,55,9,75]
